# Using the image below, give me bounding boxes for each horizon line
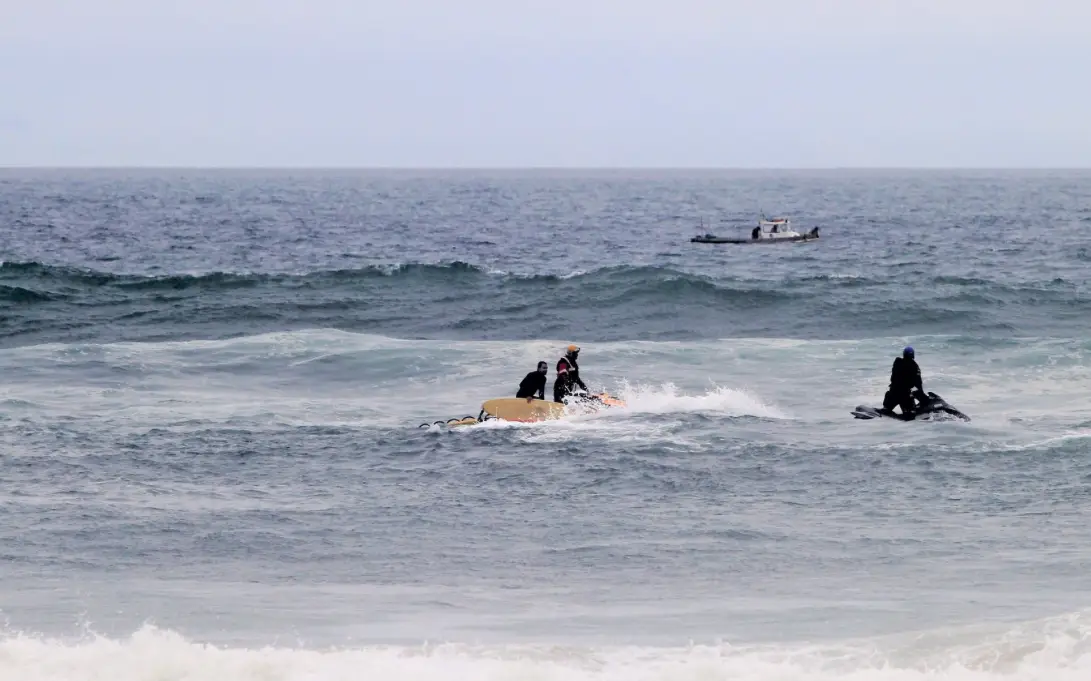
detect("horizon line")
[2,165,1090,172]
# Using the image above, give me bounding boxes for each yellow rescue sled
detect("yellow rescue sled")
[418,393,625,428]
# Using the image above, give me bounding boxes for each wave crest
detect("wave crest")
[4,613,1091,681]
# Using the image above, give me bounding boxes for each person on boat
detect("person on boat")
[883,346,924,416]
[751,225,761,240]
[554,344,589,403]
[516,361,548,401]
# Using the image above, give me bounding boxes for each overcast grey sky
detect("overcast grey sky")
[2,0,1089,167]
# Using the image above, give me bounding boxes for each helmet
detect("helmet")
[903,346,914,358]
[566,344,580,355]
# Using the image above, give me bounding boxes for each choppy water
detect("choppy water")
[2,169,1091,680]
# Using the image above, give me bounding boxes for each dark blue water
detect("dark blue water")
[2,169,1091,681]
[3,169,1090,347]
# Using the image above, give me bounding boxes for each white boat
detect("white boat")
[691,213,820,245]
[755,215,800,239]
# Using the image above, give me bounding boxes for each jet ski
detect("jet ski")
[852,391,970,422]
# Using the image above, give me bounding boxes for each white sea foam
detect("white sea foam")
[1,330,1087,445]
[3,613,1091,681]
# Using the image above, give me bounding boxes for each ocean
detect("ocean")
[2,168,1091,680]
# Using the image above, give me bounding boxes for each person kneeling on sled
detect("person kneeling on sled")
[516,361,548,401]
[553,344,588,403]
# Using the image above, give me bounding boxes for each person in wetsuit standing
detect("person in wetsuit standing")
[516,361,548,401]
[883,346,924,416]
[554,344,588,403]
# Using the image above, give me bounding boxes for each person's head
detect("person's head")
[566,344,580,359]
[903,346,915,359]
[537,361,548,374]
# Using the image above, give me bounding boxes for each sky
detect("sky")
[2,0,1090,167]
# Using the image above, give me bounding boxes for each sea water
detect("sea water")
[2,169,1091,680]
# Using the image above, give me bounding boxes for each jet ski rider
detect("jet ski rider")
[883,346,925,416]
[516,361,548,401]
[554,344,589,403]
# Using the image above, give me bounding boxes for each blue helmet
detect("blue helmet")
[903,346,915,358]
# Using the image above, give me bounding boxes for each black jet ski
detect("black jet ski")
[852,391,970,422]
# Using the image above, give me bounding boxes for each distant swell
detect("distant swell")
[0,259,486,288]
[0,260,1088,346]
[0,259,792,298]
[0,285,52,304]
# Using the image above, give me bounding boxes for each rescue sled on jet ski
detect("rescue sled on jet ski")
[852,391,970,422]
[419,392,626,428]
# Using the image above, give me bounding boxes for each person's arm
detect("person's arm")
[573,363,588,390]
[538,374,545,400]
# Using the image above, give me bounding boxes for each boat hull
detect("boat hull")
[691,234,819,244]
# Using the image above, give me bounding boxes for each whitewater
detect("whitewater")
[2,169,1091,680]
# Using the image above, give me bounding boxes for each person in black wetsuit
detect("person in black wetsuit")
[516,361,548,401]
[883,346,924,416]
[553,344,588,403]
